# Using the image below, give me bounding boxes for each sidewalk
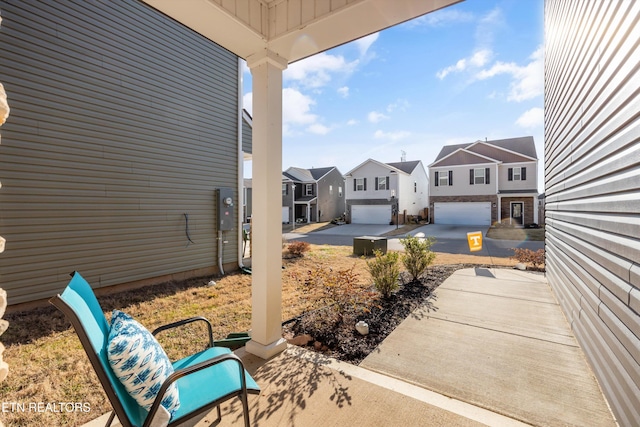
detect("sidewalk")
[87,268,617,427]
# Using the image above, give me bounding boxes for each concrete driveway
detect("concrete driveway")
[309,223,397,236]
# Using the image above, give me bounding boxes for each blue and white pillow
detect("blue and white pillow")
[107,310,180,416]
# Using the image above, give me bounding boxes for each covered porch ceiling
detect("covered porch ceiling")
[141,0,461,63]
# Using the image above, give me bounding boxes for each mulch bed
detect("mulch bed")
[283,264,479,364]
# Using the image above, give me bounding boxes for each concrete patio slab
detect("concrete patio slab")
[360,268,616,427]
[203,346,527,427]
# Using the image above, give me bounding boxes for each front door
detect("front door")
[511,202,524,226]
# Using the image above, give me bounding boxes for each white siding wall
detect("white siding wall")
[398,166,429,215]
[346,162,393,200]
[545,1,640,424]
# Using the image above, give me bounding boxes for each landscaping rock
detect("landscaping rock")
[287,334,313,346]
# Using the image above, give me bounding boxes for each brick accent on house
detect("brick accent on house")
[500,197,535,225]
[430,195,498,224]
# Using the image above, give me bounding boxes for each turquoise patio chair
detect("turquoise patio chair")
[50,272,260,427]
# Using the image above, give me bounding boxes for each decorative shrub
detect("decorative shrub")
[511,248,545,269]
[366,250,400,299]
[400,235,436,281]
[287,241,310,257]
[303,265,375,321]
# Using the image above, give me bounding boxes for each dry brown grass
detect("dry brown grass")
[0,245,516,426]
[486,225,546,241]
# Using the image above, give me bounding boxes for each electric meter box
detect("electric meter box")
[217,188,235,231]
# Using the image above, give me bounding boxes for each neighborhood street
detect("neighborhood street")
[284,224,544,258]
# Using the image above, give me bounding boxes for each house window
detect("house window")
[437,171,449,186]
[376,176,388,190]
[470,168,491,185]
[338,186,343,197]
[355,178,365,191]
[414,182,417,193]
[508,167,527,181]
[513,167,522,180]
[329,185,333,195]
[282,183,287,195]
[305,184,313,195]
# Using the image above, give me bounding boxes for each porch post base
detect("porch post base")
[246,338,288,360]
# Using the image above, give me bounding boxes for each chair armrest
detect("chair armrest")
[152,316,214,348]
[142,353,248,427]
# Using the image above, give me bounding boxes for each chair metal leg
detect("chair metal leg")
[105,411,116,427]
[241,389,251,427]
[211,405,222,426]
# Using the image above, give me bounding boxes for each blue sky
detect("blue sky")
[243,0,544,192]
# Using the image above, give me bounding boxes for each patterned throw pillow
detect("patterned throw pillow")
[107,310,180,416]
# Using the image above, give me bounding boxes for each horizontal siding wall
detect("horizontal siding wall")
[242,116,252,155]
[0,0,241,304]
[544,0,640,425]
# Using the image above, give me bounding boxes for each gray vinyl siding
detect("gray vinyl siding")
[545,1,640,425]
[0,0,242,304]
[242,115,252,154]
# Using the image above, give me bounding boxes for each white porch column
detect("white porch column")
[245,49,288,359]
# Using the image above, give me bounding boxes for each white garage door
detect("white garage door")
[434,202,491,226]
[282,206,290,224]
[351,205,391,224]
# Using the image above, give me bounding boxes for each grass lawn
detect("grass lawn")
[0,245,517,426]
[486,225,545,241]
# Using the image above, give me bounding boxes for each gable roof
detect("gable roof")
[386,160,421,174]
[431,136,537,167]
[283,166,337,182]
[345,158,422,176]
[429,150,498,167]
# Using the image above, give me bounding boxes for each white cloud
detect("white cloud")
[475,45,543,102]
[516,107,543,128]
[436,49,492,80]
[436,58,467,80]
[307,123,331,135]
[368,111,389,123]
[347,119,358,126]
[285,52,357,88]
[283,88,317,126]
[353,33,379,56]
[337,86,349,98]
[476,7,504,48]
[374,130,411,141]
[386,99,410,113]
[470,49,491,67]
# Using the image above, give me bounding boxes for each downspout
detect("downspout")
[237,57,245,270]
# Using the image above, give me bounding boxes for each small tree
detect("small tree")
[287,241,310,257]
[302,265,375,324]
[400,235,436,281]
[366,250,400,299]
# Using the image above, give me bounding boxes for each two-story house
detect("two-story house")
[428,137,539,226]
[282,167,345,223]
[345,159,429,224]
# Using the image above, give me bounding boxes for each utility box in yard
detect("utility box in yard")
[353,236,387,256]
